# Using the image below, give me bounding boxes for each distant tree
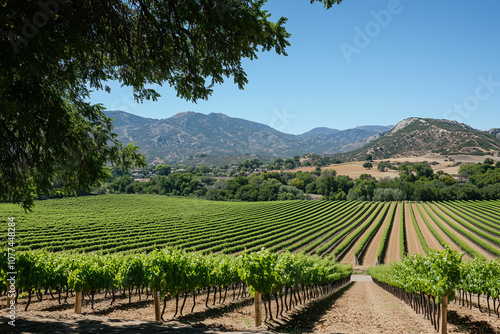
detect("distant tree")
[359,173,375,181]
[440,175,457,186]
[2,0,342,209]
[397,164,410,175]
[411,163,434,179]
[363,162,373,170]
[365,154,373,162]
[316,169,337,197]
[377,161,392,172]
[484,157,495,165]
[458,171,469,183]
[196,165,211,174]
[155,164,172,176]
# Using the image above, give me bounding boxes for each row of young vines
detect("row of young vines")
[0,248,352,321]
[368,246,500,332]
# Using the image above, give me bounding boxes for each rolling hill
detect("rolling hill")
[105,110,392,162]
[346,117,500,160]
[106,111,499,163]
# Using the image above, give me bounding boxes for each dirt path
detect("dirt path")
[383,202,401,264]
[424,203,494,259]
[341,204,382,265]
[411,202,444,251]
[313,277,439,334]
[3,277,498,334]
[361,202,396,266]
[417,202,469,258]
[405,202,425,255]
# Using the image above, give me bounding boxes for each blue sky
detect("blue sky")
[88,0,500,135]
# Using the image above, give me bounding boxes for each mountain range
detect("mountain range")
[105,110,500,163]
[105,110,393,162]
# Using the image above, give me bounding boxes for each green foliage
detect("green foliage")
[408,202,429,253]
[400,201,407,259]
[354,202,391,259]
[155,165,172,176]
[1,247,351,304]
[369,246,463,302]
[376,202,397,262]
[377,161,392,172]
[459,258,500,300]
[484,157,495,165]
[238,248,277,295]
[2,0,350,210]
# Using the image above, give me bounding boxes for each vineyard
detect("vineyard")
[1,195,500,332]
[369,247,500,331]
[1,195,499,264]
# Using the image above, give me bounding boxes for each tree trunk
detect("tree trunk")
[180,292,188,315]
[191,290,196,313]
[174,293,179,317]
[205,287,210,307]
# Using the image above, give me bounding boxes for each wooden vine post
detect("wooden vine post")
[74,291,82,314]
[153,289,161,321]
[441,294,448,334]
[254,291,262,327]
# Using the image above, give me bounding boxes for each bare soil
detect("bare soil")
[2,275,499,334]
[291,154,497,180]
[341,204,384,265]
[405,202,426,255]
[383,202,402,264]
[417,202,469,258]
[424,203,494,260]
[361,202,396,266]
[411,202,444,251]
[314,275,500,334]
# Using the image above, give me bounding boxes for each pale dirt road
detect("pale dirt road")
[314,278,440,334]
[405,202,425,255]
[3,275,499,334]
[411,202,444,251]
[361,202,396,266]
[383,202,402,264]
[425,203,494,260]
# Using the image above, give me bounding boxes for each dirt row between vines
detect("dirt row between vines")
[341,203,385,265]
[415,202,469,257]
[3,275,499,333]
[360,202,396,266]
[384,201,402,263]
[339,199,496,267]
[424,203,495,259]
[405,202,426,255]
[313,200,496,268]
[411,202,444,251]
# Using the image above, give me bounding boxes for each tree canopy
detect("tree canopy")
[1,0,342,209]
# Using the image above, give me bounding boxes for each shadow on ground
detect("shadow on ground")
[266,282,354,333]
[0,315,266,334]
[447,310,499,334]
[175,297,254,323]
